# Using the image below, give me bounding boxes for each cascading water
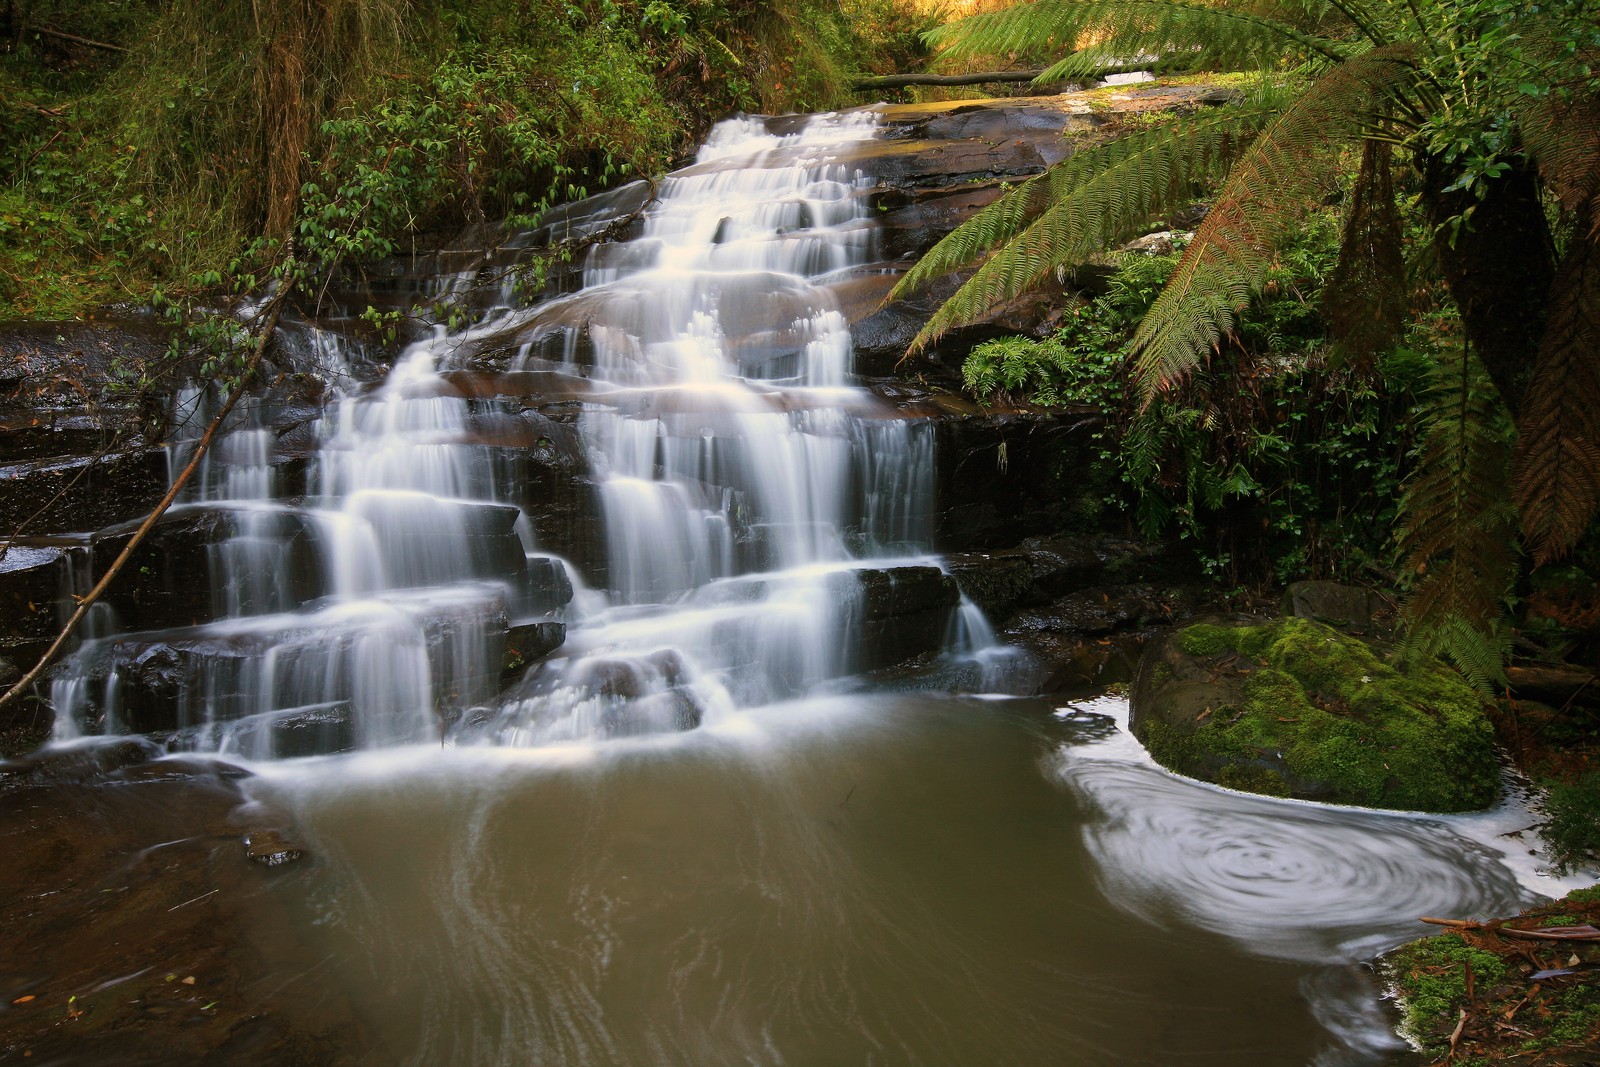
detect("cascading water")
[50,108,978,757]
[21,100,1596,1067]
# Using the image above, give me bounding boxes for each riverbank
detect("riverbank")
[0,742,368,1063]
[1384,886,1600,1064]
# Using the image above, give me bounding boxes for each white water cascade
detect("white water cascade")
[50,109,985,758]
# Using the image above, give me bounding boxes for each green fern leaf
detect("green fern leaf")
[927,0,1350,74]
[1129,44,1418,402]
[1399,336,1517,689]
[894,101,1285,351]
[1513,221,1600,563]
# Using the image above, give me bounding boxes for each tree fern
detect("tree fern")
[893,100,1285,351]
[1512,214,1600,563]
[1399,336,1518,692]
[926,0,1352,76]
[1323,139,1406,363]
[1129,44,1417,401]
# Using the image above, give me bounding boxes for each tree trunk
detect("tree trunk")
[1422,154,1555,417]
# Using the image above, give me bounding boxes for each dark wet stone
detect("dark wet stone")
[601,688,704,737]
[526,557,574,614]
[501,620,567,686]
[0,319,171,400]
[1282,580,1378,632]
[946,555,1035,618]
[848,566,960,621]
[223,703,357,759]
[0,736,164,795]
[244,829,305,866]
[0,447,168,536]
[0,544,68,648]
[107,756,254,784]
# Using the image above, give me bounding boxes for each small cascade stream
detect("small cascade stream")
[50,109,986,757]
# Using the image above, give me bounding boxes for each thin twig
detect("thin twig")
[31,25,128,53]
[0,425,126,565]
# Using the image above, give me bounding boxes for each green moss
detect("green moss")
[1175,623,1237,657]
[1540,913,1582,926]
[1135,719,1203,777]
[1159,619,1498,811]
[1387,934,1508,1049]
[1215,764,1290,796]
[1550,986,1600,1045]
[1564,884,1600,905]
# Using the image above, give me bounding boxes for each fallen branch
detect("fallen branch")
[0,279,294,716]
[1421,917,1600,942]
[31,25,128,53]
[849,61,1155,92]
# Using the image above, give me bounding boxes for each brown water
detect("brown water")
[243,693,1569,1066]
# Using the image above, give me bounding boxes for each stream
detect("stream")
[14,103,1593,1064]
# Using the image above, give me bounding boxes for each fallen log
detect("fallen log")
[849,61,1155,92]
[1506,663,1599,708]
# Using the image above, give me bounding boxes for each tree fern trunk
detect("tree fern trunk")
[1422,154,1555,418]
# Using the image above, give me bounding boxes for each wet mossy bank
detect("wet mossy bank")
[1381,885,1600,1064]
[1130,617,1499,812]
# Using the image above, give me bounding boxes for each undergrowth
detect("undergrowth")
[1,0,929,320]
[962,216,1423,592]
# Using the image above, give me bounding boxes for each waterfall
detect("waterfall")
[50,108,984,758]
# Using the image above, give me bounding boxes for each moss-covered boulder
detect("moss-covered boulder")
[1129,617,1499,811]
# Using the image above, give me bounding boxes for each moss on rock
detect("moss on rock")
[1131,617,1499,812]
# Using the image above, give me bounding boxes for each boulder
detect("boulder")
[1130,617,1499,812]
[1281,580,1378,632]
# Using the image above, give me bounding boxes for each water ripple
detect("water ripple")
[1058,758,1527,962]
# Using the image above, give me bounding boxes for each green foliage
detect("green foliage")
[894,95,1291,349]
[1386,934,1509,1050]
[1,0,920,321]
[907,0,1600,679]
[1542,771,1600,874]
[1397,327,1519,692]
[962,223,1418,587]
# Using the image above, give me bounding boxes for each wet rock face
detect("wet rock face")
[944,536,1208,693]
[846,566,962,673]
[1281,580,1378,632]
[1130,617,1500,812]
[0,447,169,536]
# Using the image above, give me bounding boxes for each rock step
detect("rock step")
[0,448,168,537]
[76,499,554,631]
[58,586,570,752]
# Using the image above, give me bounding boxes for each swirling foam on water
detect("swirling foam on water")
[1049,695,1594,965]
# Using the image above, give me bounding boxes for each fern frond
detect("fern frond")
[1521,97,1600,220]
[1323,138,1405,363]
[1511,41,1600,216]
[1128,44,1417,401]
[1513,219,1600,564]
[927,0,1350,74]
[897,102,1284,351]
[1399,336,1517,690]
